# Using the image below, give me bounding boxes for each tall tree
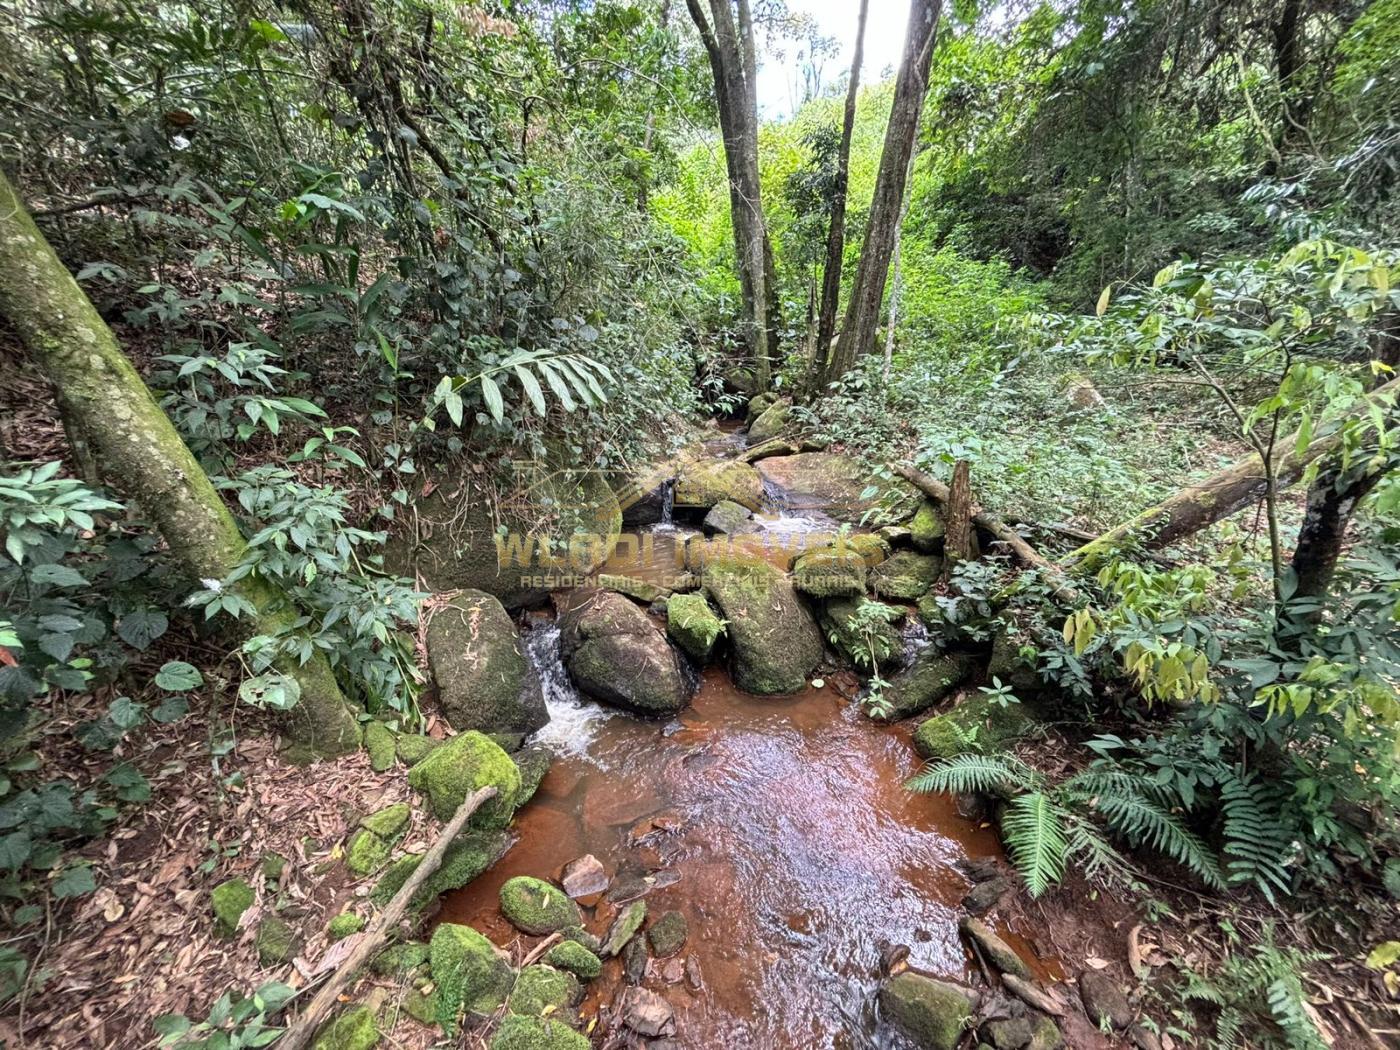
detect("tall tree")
[686,0,780,389]
[826,0,940,384]
[0,169,361,756]
[808,0,869,394]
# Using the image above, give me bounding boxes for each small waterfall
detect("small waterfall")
[901,616,931,666]
[656,478,676,531]
[522,618,612,762]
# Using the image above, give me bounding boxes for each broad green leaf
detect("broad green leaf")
[480,374,505,423]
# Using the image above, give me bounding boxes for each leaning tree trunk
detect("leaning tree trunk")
[1066,377,1400,569]
[808,0,869,395]
[0,169,360,756]
[826,0,939,383]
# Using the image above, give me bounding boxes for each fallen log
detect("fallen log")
[1064,377,1400,569]
[277,785,498,1050]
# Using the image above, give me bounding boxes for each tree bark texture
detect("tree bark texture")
[0,169,361,755]
[687,0,780,389]
[810,0,869,393]
[827,0,940,383]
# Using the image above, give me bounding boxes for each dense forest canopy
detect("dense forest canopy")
[0,0,1398,1047]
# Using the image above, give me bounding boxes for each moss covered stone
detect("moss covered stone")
[747,401,791,444]
[360,802,410,839]
[914,691,1034,760]
[370,830,513,909]
[879,973,974,1050]
[362,722,397,772]
[869,650,979,721]
[561,926,601,952]
[407,730,521,825]
[427,591,546,735]
[747,391,779,422]
[347,826,397,878]
[702,499,754,535]
[261,852,287,880]
[507,964,580,1021]
[557,590,694,714]
[489,1015,591,1050]
[792,544,868,598]
[329,912,366,941]
[704,556,822,694]
[909,500,945,552]
[869,551,941,600]
[756,453,921,525]
[601,900,647,956]
[647,910,687,958]
[514,747,552,806]
[395,733,439,765]
[430,922,516,1030]
[673,458,764,511]
[255,914,297,966]
[820,597,904,671]
[211,878,254,938]
[666,591,725,663]
[311,1004,380,1050]
[499,876,581,935]
[372,941,429,976]
[543,940,602,980]
[401,987,438,1026]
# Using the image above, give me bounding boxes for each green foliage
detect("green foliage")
[154,980,295,1049]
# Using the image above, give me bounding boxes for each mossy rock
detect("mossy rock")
[792,545,869,598]
[870,650,979,721]
[489,1015,591,1050]
[362,722,397,772]
[878,973,975,1050]
[987,621,1043,695]
[261,853,287,880]
[914,691,1034,760]
[666,591,726,663]
[756,453,921,525]
[311,1004,380,1050]
[370,830,513,910]
[372,941,429,976]
[396,733,440,766]
[869,551,942,600]
[211,878,254,938]
[429,922,516,1030]
[499,876,581,935]
[673,458,764,511]
[820,597,905,672]
[329,912,366,941]
[601,900,647,956]
[507,964,580,1022]
[702,498,755,535]
[704,556,822,694]
[909,500,945,552]
[596,572,672,604]
[382,465,621,608]
[255,914,297,966]
[543,940,602,980]
[647,910,687,958]
[557,590,694,714]
[746,391,780,422]
[427,591,546,735]
[1027,1015,1064,1050]
[514,747,552,806]
[747,401,791,444]
[401,987,439,1026]
[360,802,411,839]
[561,926,601,953]
[407,730,521,825]
[916,593,944,627]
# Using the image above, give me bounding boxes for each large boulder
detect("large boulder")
[426,591,545,735]
[757,453,920,524]
[703,555,822,694]
[557,591,694,714]
[879,972,976,1050]
[792,535,887,598]
[383,464,621,608]
[674,458,764,511]
[909,501,945,552]
[747,401,791,444]
[407,730,522,826]
[869,551,942,600]
[868,649,979,721]
[703,499,755,535]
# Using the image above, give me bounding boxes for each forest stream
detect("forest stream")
[437,432,1056,1048]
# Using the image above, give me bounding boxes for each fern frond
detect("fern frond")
[1089,791,1226,889]
[1062,814,1141,891]
[1001,791,1068,897]
[1070,768,1179,807]
[905,752,1041,795]
[1220,774,1294,903]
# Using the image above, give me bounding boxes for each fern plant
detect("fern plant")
[908,753,1225,896]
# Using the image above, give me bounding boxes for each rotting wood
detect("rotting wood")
[942,459,976,580]
[277,786,499,1050]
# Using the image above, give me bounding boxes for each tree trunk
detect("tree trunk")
[941,459,976,580]
[1289,462,1384,602]
[827,0,940,383]
[687,0,780,389]
[1066,376,1400,569]
[809,0,869,394]
[0,169,361,756]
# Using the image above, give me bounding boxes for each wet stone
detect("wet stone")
[648,910,687,958]
[684,955,704,992]
[963,876,1016,917]
[621,985,676,1038]
[622,935,648,985]
[1079,971,1133,1029]
[985,1016,1032,1050]
[961,918,1032,980]
[561,854,609,899]
[602,900,647,956]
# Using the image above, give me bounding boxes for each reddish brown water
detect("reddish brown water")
[439,664,1053,1047]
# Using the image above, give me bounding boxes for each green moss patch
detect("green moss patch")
[704,557,822,694]
[372,941,429,976]
[429,922,516,1031]
[407,730,521,825]
[211,878,254,938]
[869,650,978,721]
[489,1015,591,1050]
[647,910,687,958]
[499,876,581,935]
[363,722,397,772]
[507,964,580,1021]
[665,591,726,663]
[395,733,440,766]
[255,914,297,966]
[328,912,366,941]
[311,1004,380,1050]
[909,501,945,552]
[868,551,941,600]
[914,692,1034,760]
[543,940,602,980]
